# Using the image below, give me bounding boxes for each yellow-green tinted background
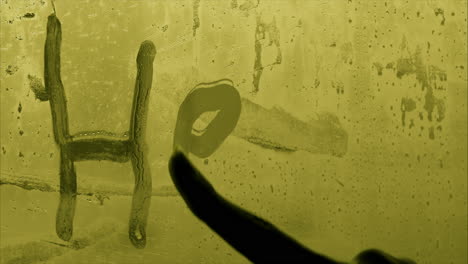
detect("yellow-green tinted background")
[1,0,467,263]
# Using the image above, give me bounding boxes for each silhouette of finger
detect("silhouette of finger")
[168,150,344,264]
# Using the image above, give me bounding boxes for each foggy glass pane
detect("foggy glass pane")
[1,1,466,263]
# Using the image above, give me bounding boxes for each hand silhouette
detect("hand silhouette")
[168,150,416,264]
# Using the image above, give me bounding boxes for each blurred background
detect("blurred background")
[1,0,467,263]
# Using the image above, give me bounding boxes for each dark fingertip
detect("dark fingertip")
[169,149,187,172]
[168,148,218,200]
[171,148,186,161]
[169,149,193,188]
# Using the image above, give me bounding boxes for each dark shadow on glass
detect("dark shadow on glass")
[168,151,416,264]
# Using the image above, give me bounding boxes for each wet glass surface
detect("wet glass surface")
[1,1,467,263]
